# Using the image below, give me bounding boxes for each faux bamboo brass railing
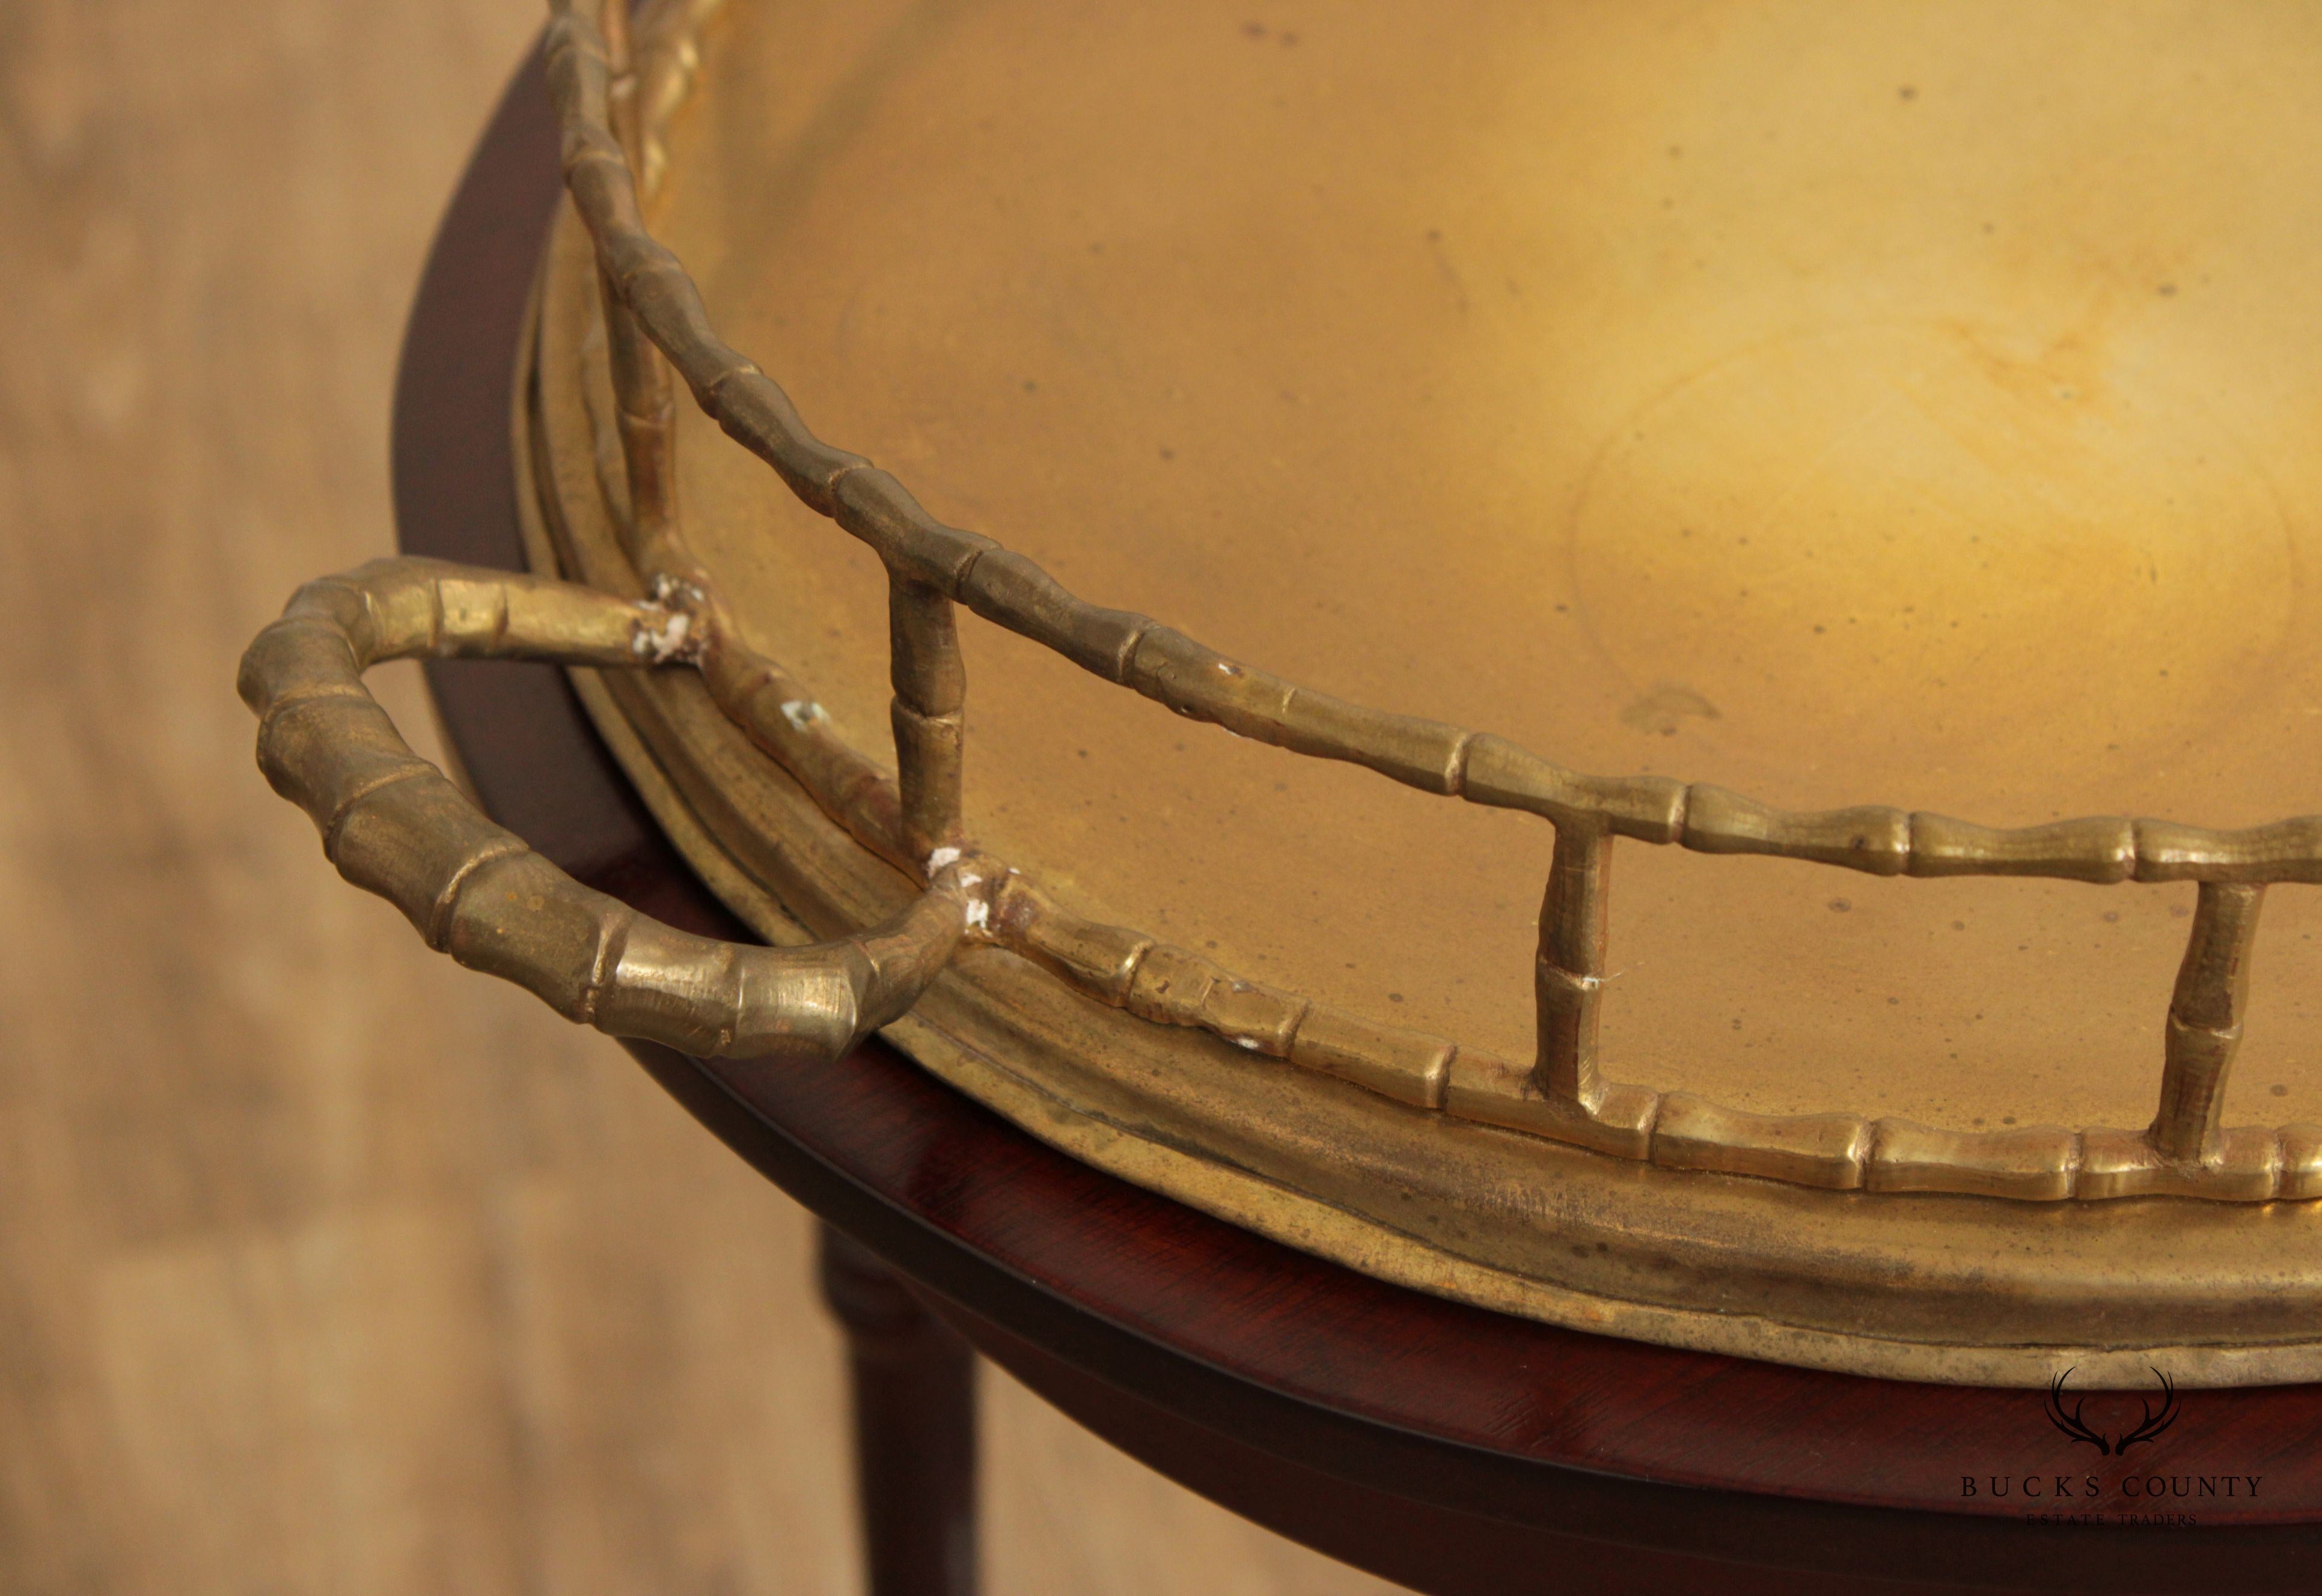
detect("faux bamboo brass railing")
[242,0,2322,1204]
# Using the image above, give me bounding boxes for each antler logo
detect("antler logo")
[2045,1367,2179,1457]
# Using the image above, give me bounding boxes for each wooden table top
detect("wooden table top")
[393,38,2322,1596]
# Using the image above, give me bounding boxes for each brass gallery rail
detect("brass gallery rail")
[243,0,2322,1204]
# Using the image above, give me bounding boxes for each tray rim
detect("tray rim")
[515,0,2322,1386]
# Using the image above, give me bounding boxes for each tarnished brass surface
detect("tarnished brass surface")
[250,0,2322,1381]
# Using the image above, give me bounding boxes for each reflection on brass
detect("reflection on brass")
[252,0,2322,1381]
[525,0,2322,1201]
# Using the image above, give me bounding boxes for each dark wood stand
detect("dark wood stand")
[387,42,2322,1596]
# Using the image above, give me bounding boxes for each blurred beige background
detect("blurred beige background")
[0,1,1396,1589]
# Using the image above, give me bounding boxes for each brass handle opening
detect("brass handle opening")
[239,556,977,1061]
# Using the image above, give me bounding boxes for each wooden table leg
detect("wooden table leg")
[817,1223,980,1596]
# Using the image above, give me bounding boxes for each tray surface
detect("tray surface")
[650,0,2322,1133]
[522,0,2322,1383]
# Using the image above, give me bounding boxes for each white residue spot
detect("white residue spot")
[780,699,828,732]
[1232,1037,1264,1052]
[964,897,991,931]
[927,845,964,871]
[633,609,693,663]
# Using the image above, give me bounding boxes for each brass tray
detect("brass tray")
[246,0,2322,1385]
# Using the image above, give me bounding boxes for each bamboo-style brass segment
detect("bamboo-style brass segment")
[887,575,967,859]
[2151,883,2267,1165]
[1535,821,1610,1109]
[239,557,980,1060]
[587,0,683,586]
[596,0,641,161]
[628,0,724,196]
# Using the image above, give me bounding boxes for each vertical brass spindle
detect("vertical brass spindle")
[889,574,968,861]
[597,0,634,134]
[1535,817,1610,1110]
[2150,880,2266,1164]
[593,0,684,585]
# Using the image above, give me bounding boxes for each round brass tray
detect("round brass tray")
[246,0,2322,1387]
